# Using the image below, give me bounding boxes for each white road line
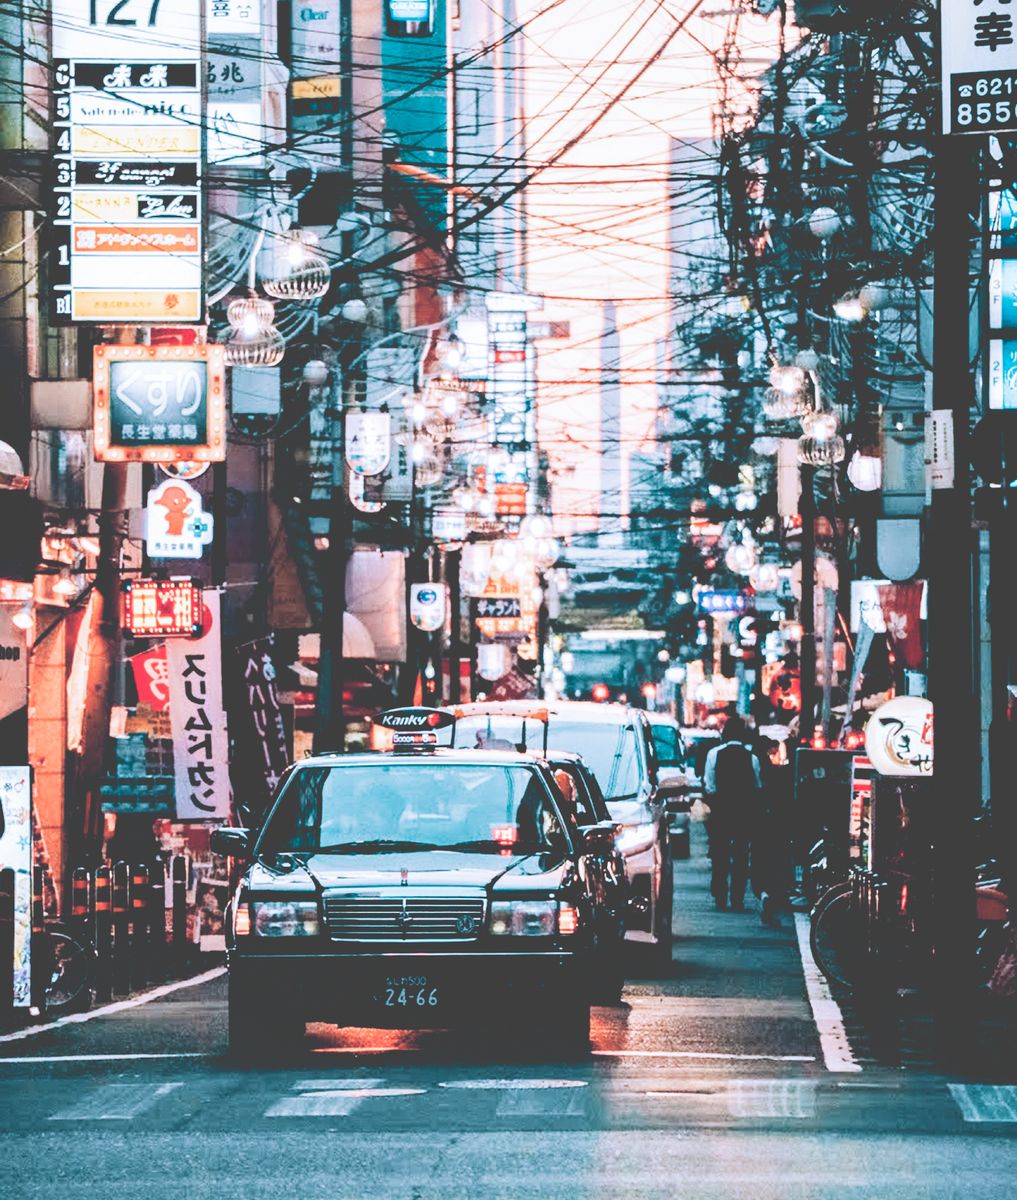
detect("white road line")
[265,1083,425,1118]
[948,1083,1017,1122]
[793,911,861,1073]
[49,1081,182,1121]
[0,1052,208,1065]
[438,1079,588,1090]
[0,966,226,1045]
[727,1079,818,1119]
[591,1050,816,1063]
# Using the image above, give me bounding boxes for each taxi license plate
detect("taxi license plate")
[380,975,440,1009]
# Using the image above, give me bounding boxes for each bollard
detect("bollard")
[148,861,167,982]
[111,861,130,996]
[172,855,188,968]
[93,864,113,1002]
[71,867,92,924]
[32,863,45,932]
[131,864,150,989]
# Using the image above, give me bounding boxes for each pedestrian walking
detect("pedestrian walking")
[703,716,763,911]
[751,738,793,927]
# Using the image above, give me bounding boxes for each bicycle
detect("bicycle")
[38,922,96,1015]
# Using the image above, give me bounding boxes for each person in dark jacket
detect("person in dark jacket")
[703,716,763,911]
[751,738,794,927]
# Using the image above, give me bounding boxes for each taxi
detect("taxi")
[212,709,626,1058]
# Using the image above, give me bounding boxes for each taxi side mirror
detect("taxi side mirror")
[210,827,251,858]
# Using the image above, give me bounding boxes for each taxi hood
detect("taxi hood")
[248,850,564,892]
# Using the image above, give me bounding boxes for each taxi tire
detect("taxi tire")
[546,994,591,1048]
[228,979,304,1062]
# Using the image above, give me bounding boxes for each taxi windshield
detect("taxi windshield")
[258,762,564,855]
[454,715,643,802]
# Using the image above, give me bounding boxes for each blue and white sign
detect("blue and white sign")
[697,589,749,615]
[410,582,446,632]
[989,338,1017,409]
[145,478,215,559]
[345,411,391,476]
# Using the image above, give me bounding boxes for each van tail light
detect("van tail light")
[234,901,251,937]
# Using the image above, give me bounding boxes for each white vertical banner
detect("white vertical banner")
[0,766,32,1007]
[167,591,231,820]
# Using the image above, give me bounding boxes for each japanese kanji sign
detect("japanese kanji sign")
[49,0,204,323]
[93,344,226,463]
[232,637,289,823]
[123,579,203,638]
[942,0,1017,134]
[130,644,171,711]
[167,591,230,819]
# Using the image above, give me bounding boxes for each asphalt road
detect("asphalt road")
[3,828,1016,1199]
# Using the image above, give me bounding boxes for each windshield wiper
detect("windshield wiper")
[313,839,443,854]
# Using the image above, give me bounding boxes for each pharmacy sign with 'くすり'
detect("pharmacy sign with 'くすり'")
[93,344,226,462]
[943,0,1017,134]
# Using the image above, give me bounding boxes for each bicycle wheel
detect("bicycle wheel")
[809,887,868,992]
[42,926,96,1014]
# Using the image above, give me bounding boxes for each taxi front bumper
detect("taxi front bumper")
[228,949,587,1024]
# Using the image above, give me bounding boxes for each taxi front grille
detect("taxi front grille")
[323,896,486,942]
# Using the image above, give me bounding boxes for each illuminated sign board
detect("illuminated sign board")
[697,590,749,615]
[50,0,203,324]
[122,578,204,637]
[93,344,226,462]
[145,478,215,559]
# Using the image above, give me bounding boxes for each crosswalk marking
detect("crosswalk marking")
[726,1079,817,1119]
[49,1081,182,1122]
[264,1079,426,1118]
[495,1087,589,1117]
[948,1084,1017,1123]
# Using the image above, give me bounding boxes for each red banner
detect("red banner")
[130,644,170,712]
[878,581,925,669]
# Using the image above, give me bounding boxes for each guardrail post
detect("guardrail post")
[131,864,150,990]
[111,861,130,996]
[172,855,188,968]
[94,864,112,1002]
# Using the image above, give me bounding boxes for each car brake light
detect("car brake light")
[591,683,610,703]
[234,902,251,937]
[491,824,517,846]
[558,904,579,935]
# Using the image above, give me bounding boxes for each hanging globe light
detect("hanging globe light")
[224,294,285,367]
[847,448,882,491]
[532,537,560,570]
[798,433,846,466]
[802,408,840,440]
[763,386,808,420]
[769,365,806,396]
[725,542,757,575]
[414,453,442,487]
[262,229,331,300]
[749,561,781,592]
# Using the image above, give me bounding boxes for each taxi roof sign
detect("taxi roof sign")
[377,707,456,732]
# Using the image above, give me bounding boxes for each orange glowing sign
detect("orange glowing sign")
[93,344,226,463]
[121,578,203,638]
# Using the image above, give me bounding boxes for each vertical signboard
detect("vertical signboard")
[291,0,344,163]
[0,767,32,1007]
[207,0,264,167]
[233,637,289,822]
[942,0,1017,134]
[486,293,537,521]
[50,0,204,323]
[167,591,231,819]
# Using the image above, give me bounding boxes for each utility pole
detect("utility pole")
[446,545,462,705]
[928,132,979,1060]
[798,464,817,743]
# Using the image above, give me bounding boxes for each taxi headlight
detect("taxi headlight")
[250,900,320,937]
[616,822,657,856]
[489,900,577,936]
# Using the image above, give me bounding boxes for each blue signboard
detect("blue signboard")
[697,590,749,615]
